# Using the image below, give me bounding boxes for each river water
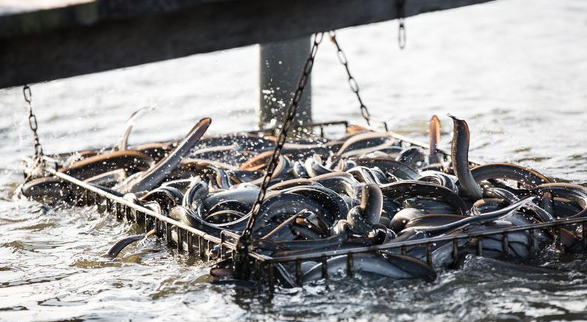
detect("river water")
[1,0,587,321]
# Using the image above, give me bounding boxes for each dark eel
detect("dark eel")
[429,115,442,164]
[122,117,212,193]
[471,163,551,188]
[63,150,153,181]
[354,157,419,180]
[302,253,436,283]
[449,115,483,200]
[380,180,469,216]
[107,229,155,258]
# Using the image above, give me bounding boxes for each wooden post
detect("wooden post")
[257,36,312,131]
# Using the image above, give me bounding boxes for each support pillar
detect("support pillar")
[257,37,312,133]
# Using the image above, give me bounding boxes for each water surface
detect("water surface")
[1,0,587,320]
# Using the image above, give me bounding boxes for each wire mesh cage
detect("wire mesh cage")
[21,120,587,288]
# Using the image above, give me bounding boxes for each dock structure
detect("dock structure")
[0,0,495,89]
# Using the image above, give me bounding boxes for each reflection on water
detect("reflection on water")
[1,0,587,320]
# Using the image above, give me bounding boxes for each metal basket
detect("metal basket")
[24,120,587,287]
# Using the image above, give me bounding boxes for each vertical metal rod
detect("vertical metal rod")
[553,226,560,250]
[136,211,144,226]
[165,222,172,246]
[205,240,211,261]
[125,206,132,221]
[268,263,275,289]
[148,216,154,232]
[220,232,225,260]
[115,203,122,221]
[144,216,150,233]
[400,245,407,255]
[528,228,535,255]
[154,218,160,236]
[346,253,353,277]
[321,256,328,279]
[130,207,137,222]
[557,227,564,251]
[452,239,459,266]
[477,237,483,256]
[199,236,205,260]
[295,260,302,285]
[187,233,194,255]
[177,228,183,252]
[254,260,262,283]
[425,242,432,266]
[502,232,509,258]
[85,190,90,207]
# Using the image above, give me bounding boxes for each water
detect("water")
[1,0,587,320]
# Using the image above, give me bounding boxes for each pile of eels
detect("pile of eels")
[19,111,587,287]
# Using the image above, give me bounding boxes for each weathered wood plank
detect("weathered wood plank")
[0,0,495,88]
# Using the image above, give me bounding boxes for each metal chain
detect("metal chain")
[23,85,46,180]
[241,32,324,243]
[328,31,373,126]
[234,33,324,279]
[397,0,407,49]
[24,85,44,158]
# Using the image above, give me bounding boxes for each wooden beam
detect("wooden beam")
[0,0,495,88]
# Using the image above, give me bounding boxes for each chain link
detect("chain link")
[397,0,407,49]
[234,33,324,279]
[329,31,372,125]
[241,32,324,243]
[23,85,45,180]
